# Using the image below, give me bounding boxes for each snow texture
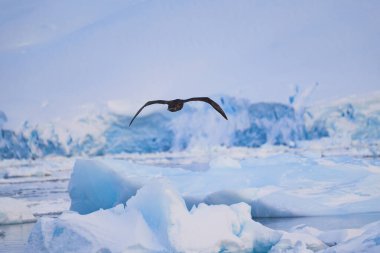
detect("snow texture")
[0,197,36,225]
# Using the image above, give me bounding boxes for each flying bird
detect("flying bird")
[129,97,228,126]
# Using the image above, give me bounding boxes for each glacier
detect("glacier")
[1,96,309,159]
[1,92,379,159]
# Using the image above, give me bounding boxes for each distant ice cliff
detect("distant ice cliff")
[1,93,379,159]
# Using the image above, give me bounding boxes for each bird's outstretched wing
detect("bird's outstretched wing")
[184,97,228,120]
[129,100,169,126]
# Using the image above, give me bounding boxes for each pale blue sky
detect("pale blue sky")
[1,0,379,128]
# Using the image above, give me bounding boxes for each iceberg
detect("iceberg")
[0,197,36,225]
[68,159,142,215]
[29,177,380,252]
[27,180,281,253]
[68,154,380,217]
[27,205,164,253]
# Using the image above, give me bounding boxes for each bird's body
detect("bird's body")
[129,97,228,126]
[167,99,184,112]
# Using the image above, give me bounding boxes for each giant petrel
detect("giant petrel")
[129,97,228,126]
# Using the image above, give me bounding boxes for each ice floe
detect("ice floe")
[0,197,36,225]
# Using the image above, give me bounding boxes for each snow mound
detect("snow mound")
[27,180,281,253]
[0,197,36,225]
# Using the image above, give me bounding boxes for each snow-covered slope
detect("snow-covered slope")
[1,93,380,159]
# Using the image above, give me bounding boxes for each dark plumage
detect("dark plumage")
[129,97,228,126]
